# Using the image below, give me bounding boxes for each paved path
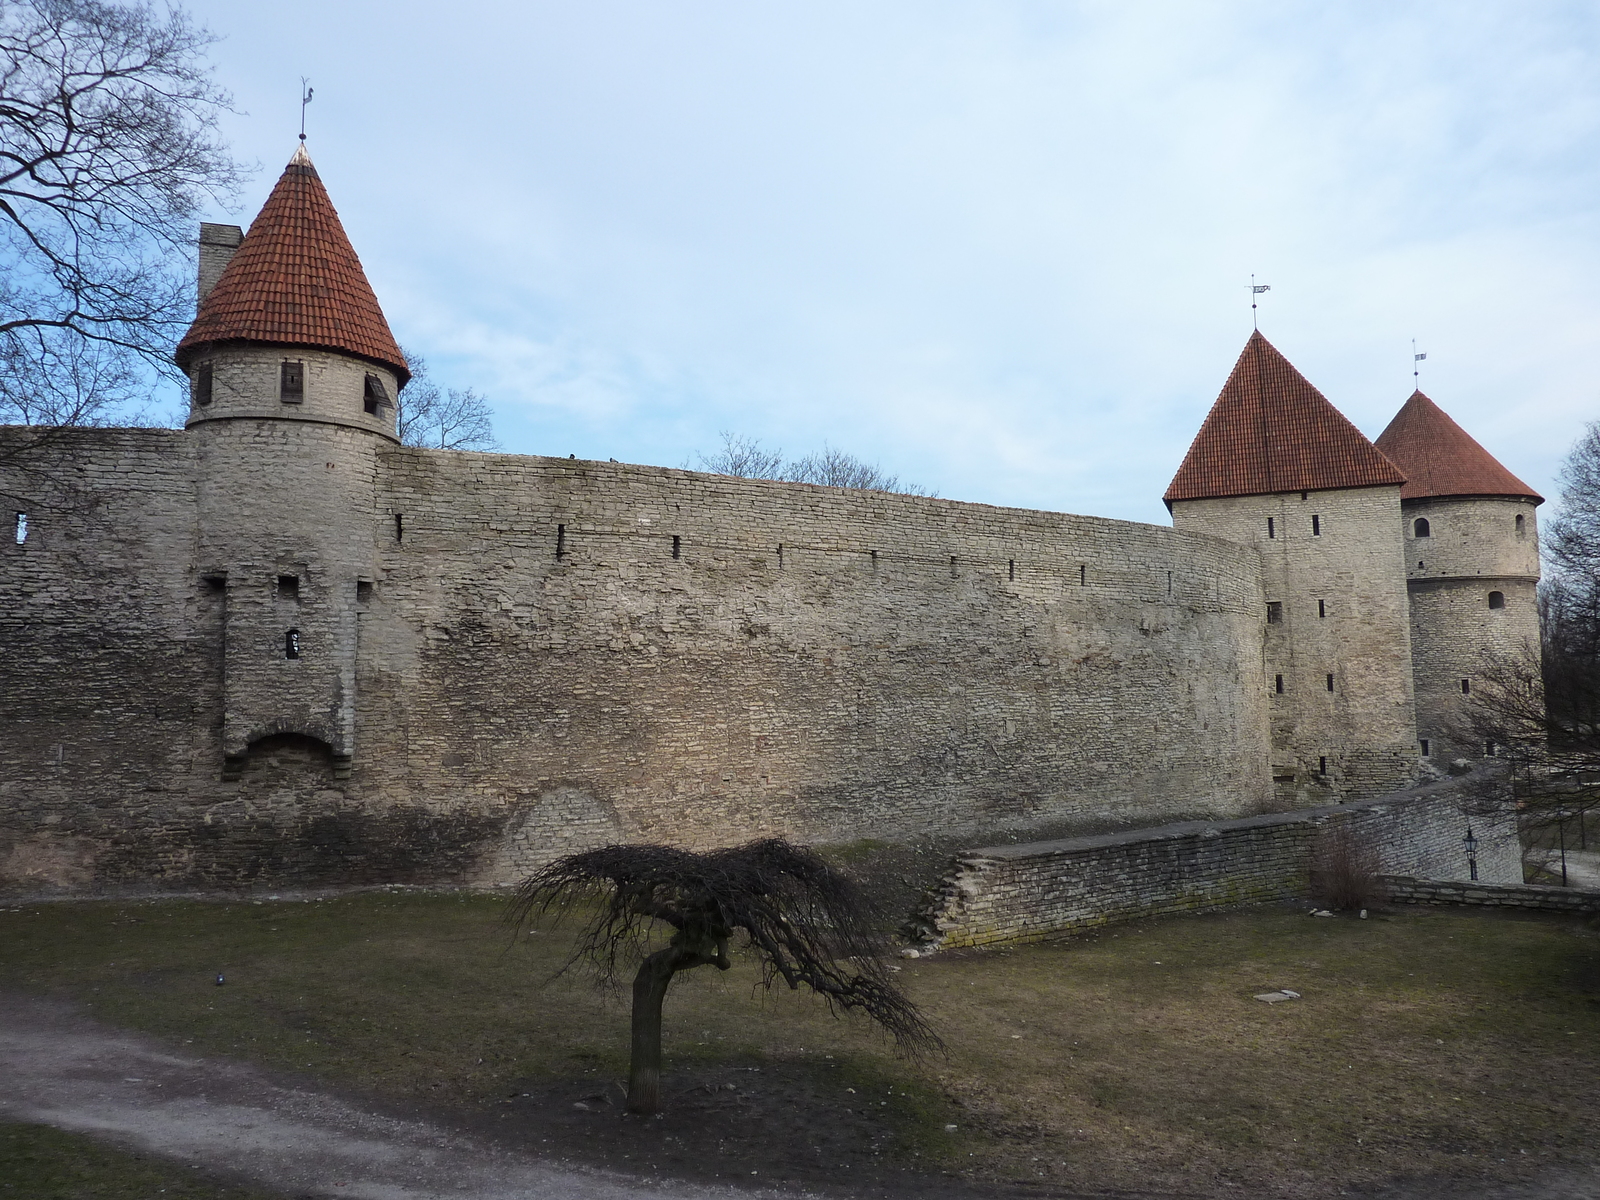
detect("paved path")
[0,992,808,1200]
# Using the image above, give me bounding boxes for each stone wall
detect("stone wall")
[918,786,1519,948]
[1170,486,1418,804]
[1382,876,1600,914]
[1402,496,1542,763]
[0,424,1276,894]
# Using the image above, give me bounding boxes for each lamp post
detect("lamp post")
[1463,826,1479,882]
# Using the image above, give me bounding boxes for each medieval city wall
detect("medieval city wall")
[0,427,1277,894]
[1171,486,1418,804]
[1401,496,1542,761]
[371,449,1276,882]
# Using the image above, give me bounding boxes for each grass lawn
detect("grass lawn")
[1,891,1596,1197]
[0,1122,286,1199]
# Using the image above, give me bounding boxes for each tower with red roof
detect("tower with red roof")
[175,145,409,779]
[1374,391,1542,763]
[1166,332,1419,805]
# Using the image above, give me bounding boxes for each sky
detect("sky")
[181,0,1600,527]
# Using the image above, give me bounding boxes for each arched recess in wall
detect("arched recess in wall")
[222,728,345,782]
[1413,517,1431,538]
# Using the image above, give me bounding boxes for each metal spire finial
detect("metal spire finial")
[1250,275,1271,330]
[299,79,314,143]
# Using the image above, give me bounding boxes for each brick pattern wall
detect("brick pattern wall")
[919,788,1520,948]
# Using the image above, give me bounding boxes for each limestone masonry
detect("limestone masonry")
[0,149,1543,894]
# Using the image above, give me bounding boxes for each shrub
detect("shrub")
[1308,825,1387,911]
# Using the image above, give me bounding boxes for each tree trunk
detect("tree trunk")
[627,947,680,1114]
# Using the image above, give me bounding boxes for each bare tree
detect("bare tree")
[507,839,940,1115]
[396,348,498,451]
[1,0,246,426]
[691,430,785,479]
[692,430,935,496]
[1457,425,1600,863]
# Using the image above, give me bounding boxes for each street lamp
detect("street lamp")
[1463,826,1479,882]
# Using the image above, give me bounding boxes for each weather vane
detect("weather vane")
[1413,339,1426,386]
[1250,275,1270,330]
[299,78,314,143]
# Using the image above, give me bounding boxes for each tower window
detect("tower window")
[1413,517,1430,538]
[1009,559,1016,582]
[949,555,957,578]
[394,513,404,543]
[1079,564,1086,586]
[1515,513,1526,536]
[1461,679,1471,694]
[276,574,299,601]
[13,512,26,545]
[1326,673,1335,692]
[556,524,566,561]
[1420,738,1431,757]
[194,361,214,406]
[1266,601,1283,624]
[280,360,304,403]
[356,580,373,604]
[1267,517,1276,539]
[1318,756,1328,776]
[1485,741,1498,757]
[672,535,681,560]
[1311,514,1321,536]
[363,374,389,415]
[1274,674,1284,694]
[285,629,301,659]
[1318,599,1326,618]
[1488,590,1505,609]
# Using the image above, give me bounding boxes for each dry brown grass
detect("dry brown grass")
[1,892,1596,1198]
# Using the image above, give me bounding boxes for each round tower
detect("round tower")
[1374,391,1542,764]
[175,145,409,780]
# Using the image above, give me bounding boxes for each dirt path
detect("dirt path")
[3,990,1596,1200]
[0,991,814,1200]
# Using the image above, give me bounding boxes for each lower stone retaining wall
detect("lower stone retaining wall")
[917,786,1520,948]
[1383,876,1600,914]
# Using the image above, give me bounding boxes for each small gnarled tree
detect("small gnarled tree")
[508,839,940,1114]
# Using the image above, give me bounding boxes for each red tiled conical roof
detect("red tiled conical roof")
[1164,331,1405,505]
[176,146,408,383]
[1374,390,1541,504]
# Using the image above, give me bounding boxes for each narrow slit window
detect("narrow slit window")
[1274,674,1285,694]
[1420,738,1431,757]
[1461,679,1471,695]
[1267,517,1276,539]
[1312,514,1321,536]
[1167,569,1173,595]
[1008,559,1016,582]
[1515,513,1526,536]
[1318,756,1327,775]
[778,544,784,569]
[1413,517,1430,538]
[1079,564,1086,587]
[1485,741,1498,757]
[394,513,404,543]
[194,361,214,406]
[555,524,566,561]
[13,512,26,545]
[284,629,301,659]
[1266,601,1283,624]
[1318,599,1326,618]
[356,580,373,604]
[1488,590,1505,609]
[280,360,304,404]
[671,535,681,560]
[949,555,958,578]
[870,549,879,570]
[1326,673,1335,692]
[276,574,299,601]
[363,374,389,416]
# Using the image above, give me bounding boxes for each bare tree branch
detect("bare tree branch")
[0,0,247,426]
[395,346,498,451]
[692,431,936,496]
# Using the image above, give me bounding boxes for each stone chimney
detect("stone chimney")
[197,222,243,304]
